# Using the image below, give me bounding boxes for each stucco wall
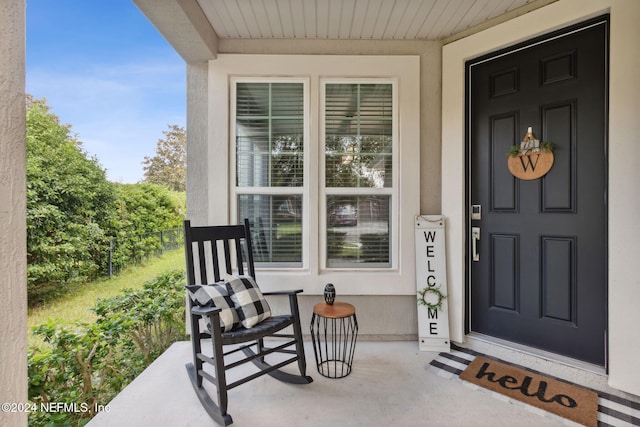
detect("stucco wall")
[186,62,209,225]
[442,0,640,395]
[0,1,27,426]
[267,295,418,341]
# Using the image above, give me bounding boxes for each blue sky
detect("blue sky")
[26,0,186,183]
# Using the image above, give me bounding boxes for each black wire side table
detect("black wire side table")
[310,302,358,378]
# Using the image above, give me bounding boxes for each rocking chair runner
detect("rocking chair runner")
[183,219,313,426]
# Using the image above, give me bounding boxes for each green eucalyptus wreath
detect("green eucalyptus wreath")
[507,140,554,157]
[417,285,447,311]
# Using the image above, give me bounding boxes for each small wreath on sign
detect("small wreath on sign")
[417,286,447,311]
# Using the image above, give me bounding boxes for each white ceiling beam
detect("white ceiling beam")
[133,0,218,62]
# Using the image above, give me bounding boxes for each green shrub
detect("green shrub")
[28,270,186,427]
[93,269,187,364]
[107,183,186,274]
[28,321,131,426]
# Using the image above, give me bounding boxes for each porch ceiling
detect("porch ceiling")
[199,0,543,40]
[133,0,558,62]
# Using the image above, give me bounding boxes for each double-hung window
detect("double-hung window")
[222,54,419,294]
[322,81,395,268]
[233,80,307,268]
[232,79,396,270]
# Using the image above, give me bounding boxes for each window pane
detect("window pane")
[325,83,392,188]
[238,194,302,266]
[326,195,390,267]
[236,82,304,187]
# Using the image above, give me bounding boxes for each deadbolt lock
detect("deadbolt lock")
[471,205,481,220]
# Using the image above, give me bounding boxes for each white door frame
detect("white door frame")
[442,0,640,395]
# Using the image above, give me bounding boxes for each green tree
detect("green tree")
[142,124,186,192]
[26,96,115,302]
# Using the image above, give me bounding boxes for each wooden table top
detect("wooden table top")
[313,301,355,319]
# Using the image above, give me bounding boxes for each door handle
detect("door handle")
[472,227,480,262]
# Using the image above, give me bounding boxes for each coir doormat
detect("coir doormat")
[460,356,598,426]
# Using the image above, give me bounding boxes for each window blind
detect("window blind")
[236,83,304,187]
[235,82,304,266]
[324,83,393,268]
[325,83,392,189]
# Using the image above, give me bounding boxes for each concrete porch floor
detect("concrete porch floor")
[87,340,577,427]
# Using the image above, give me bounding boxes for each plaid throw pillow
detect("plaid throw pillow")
[186,282,241,333]
[225,275,271,328]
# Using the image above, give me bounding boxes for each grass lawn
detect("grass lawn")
[28,249,186,340]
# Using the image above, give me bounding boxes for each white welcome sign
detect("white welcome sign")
[415,215,450,352]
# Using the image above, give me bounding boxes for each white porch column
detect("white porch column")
[0,0,28,426]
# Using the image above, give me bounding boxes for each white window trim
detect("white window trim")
[209,54,420,296]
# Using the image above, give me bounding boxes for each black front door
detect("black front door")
[467,17,608,366]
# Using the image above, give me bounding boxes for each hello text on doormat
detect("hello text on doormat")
[459,356,598,427]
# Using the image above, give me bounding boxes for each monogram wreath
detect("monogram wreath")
[417,286,447,311]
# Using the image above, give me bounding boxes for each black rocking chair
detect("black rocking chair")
[183,219,313,426]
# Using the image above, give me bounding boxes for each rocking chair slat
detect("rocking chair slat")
[233,237,244,277]
[197,241,207,285]
[198,368,217,384]
[197,353,215,365]
[227,356,300,390]
[183,219,313,426]
[225,340,298,370]
[211,240,221,282]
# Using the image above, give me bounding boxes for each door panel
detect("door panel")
[541,236,575,323]
[541,102,574,210]
[491,234,518,311]
[468,18,608,366]
[491,114,518,211]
